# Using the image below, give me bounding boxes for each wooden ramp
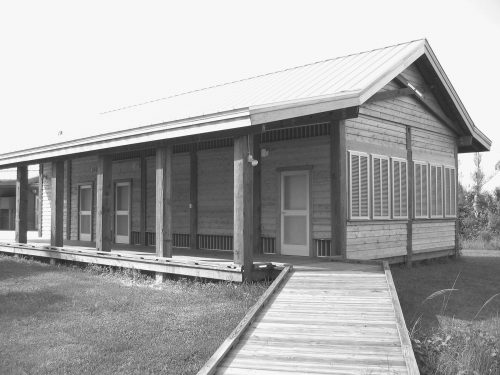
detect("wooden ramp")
[203,261,418,375]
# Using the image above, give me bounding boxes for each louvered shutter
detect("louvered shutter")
[444,167,457,217]
[430,165,443,217]
[392,158,408,219]
[415,162,429,218]
[349,152,369,219]
[372,155,390,219]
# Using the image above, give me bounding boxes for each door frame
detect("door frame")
[114,180,132,244]
[78,183,93,241]
[279,168,312,256]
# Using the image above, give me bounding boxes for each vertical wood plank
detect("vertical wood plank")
[253,134,261,255]
[189,145,198,250]
[96,155,112,252]
[51,160,64,247]
[331,119,347,257]
[140,153,147,245]
[65,160,72,240]
[234,134,253,281]
[15,165,28,244]
[37,163,43,237]
[406,126,414,267]
[454,142,459,258]
[156,146,173,257]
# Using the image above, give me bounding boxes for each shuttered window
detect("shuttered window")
[414,161,429,218]
[392,158,408,219]
[349,151,370,219]
[372,155,390,219]
[444,166,457,217]
[430,164,443,217]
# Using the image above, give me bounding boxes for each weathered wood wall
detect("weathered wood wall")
[197,147,234,235]
[346,63,457,260]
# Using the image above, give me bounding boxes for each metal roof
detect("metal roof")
[0,39,491,167]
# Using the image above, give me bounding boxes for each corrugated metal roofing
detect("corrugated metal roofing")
[99,39,425,131]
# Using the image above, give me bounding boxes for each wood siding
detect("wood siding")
[172,153,190,234]
[198,147,233,235]
[261,135,331,242]
[347,222,407,259]
[346,62,457,260]
[413,221,455,253]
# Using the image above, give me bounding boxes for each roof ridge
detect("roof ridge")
[100,38,426,115]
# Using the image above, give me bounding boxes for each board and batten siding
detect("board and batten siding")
[197,147,233,235]
[345,62,458,260]
[260,135,331,245]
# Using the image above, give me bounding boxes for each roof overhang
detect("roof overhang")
[0,109,251,168]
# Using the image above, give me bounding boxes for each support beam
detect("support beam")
[96,155,112,252]
[330,119,347,257]
[140,153,147,245]
[253,134,262,255]
[156,146,173,258]
[15,165,28,244]
[65,160,72,240]
[406,126,414,268]
[51,160,64,247]
[189,145,198,250]
[233,134,253,281]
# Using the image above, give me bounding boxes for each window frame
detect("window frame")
[391,157,408,219]
[348,150,370,220]
[414,160,429,219]
[371,154,391,220]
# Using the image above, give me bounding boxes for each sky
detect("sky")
[0,0,499,187]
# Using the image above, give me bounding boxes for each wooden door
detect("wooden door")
[79,185,92,241]
[115,181,130,244]
[281,170,310,256]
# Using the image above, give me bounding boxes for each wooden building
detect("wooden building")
[0,40,490,277]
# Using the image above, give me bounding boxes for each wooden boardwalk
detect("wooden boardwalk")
[212,261,418,374]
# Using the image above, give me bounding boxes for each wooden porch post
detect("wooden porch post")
[140,152,147,245]
[38,164,43,237]
[234,134,253,281]
[96,155,112,252]
[189,145,198,250]
[253,134,261,255]
[51,160,64,247]
[15,165,28,244]
[406,126,414,267]
[330,119,347,257]
[156,145,173,258]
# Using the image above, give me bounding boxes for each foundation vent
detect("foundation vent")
[261,237,276,254]
[173,233,190,248]
[315,239,332,257]
[145,232,156,247]
[131,231,142,245]
[174,138,233,154]
[261,122,330,143]
[197,234,233,251]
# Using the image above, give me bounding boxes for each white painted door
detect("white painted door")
[281,170,310,256]
[79,185,92,241]
[115,182,130,244]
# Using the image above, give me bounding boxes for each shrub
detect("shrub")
[479,230,493,243]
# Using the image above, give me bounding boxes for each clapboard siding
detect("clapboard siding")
[346,222,407,259]
[198,147,233,235]
[413,221,455,253]
[146,156,155,232]
[261,135,331,240]
[70,156,97,240]
[41,162,52,238]
[346,115,407,151]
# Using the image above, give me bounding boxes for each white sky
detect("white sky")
[0,0,499,187]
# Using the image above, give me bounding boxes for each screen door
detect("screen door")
[79,185,92,241]
[115,181,130,244]
[281,170,310,256]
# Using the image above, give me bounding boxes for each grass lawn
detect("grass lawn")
[0,255,267,375]
[392,256,500,374]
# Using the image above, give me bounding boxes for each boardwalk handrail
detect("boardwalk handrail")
[383,261,420,375]
[197,265,292,375]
